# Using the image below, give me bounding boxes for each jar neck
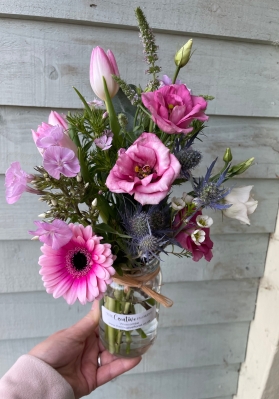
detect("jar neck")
[122,259,160,277]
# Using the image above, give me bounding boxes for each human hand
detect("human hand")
[28,300,141,399]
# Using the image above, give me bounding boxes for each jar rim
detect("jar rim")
[122,258,160,277]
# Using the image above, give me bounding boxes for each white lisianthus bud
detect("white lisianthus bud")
[174,39,193,68]
[31,235,39,241]
[223,186,258,225]
[38,213,46,218]
[51,199,57,206]
[84,182,89,189]
[196,215,213,228]
[182,193,194,204]
[171,197,185,210]
[191,229,206,246]
[92,198,98,208]
[76,175,82,182]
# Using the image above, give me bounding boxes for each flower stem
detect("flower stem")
[115,289,132,354]
[105,296,117,354]
[172,66,180,84]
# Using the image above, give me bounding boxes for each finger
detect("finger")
[97,356,142,387]
[98,349,119,366]
[70,300,100,339]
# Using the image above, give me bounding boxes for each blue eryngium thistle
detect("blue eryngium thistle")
[120,199,172,261]
[176,148,202,178]
[174,135,202,179]
[192,159,232,210]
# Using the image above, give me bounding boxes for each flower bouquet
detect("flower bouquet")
[5,8,258,358]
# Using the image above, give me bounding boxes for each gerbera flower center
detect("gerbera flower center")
[134,164,153,179]
[66,247,92,278]
[72,252,87,270]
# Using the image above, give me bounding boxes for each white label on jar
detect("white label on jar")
[101,305,156,331]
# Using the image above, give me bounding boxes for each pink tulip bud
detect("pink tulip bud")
[89,46,120,101]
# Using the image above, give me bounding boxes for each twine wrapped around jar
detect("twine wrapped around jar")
[112,267,173,308]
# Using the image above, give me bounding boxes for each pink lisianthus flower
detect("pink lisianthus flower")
[43,146,80,180]
[39,224,116,305]
[173,209,213,262]
[142,84,208,134]
[48,111,68,130]
[94,130,113,150]
[29,219,73,250]
[32,123,77,155]
[106,132,181,205]
[5,162,39,204]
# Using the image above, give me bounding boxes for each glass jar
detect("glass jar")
[99,259,162,358]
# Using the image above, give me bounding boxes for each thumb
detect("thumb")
[71,300,100,339]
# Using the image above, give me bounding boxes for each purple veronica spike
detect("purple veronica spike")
[43,146,80,180]
[29,219,73,250]
[5,162,35,204]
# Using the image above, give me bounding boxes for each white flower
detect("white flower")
[171,197,185,210]
[191,229,206,245]
[182,193,193,204]
[223,186,258,225]
[196,215,213,228]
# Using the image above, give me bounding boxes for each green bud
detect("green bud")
[118,113,128,128]
[174,39,193,68]
[229,157,254,176]
[223,148,233,163]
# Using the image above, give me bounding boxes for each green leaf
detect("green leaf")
[112,87,137,131]
[103,77,121,140]
[95,223,131,238]
[78,147,91,183]
[73,87,92,115]
[68,126,81,147]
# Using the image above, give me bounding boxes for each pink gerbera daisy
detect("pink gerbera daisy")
[39,224,116,305]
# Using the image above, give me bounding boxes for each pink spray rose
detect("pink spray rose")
[142,84,208,134]
[5,162,39,204]
[174,209,213,262]
[29,219,73,250]
[106,132,181,205]
[32,123,77,155]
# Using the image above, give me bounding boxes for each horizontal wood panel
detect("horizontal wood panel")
[0,322,249,374]
[0,279,258,338]
[0,0,278,42]
[0,20,278,116]
[1,106,278,179]
[1,176,277,239]
[0,234,267,293]
[79,366,237,399]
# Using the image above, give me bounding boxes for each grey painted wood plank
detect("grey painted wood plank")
[0,322,249,374]
[0,234,267,293]
[0,19,278,116]
[1,106,278,179]
[81,366,238,399]
[0,0,278,42]
[133,322,249,373]
[0,279,258,338]
[1,176,277,239]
